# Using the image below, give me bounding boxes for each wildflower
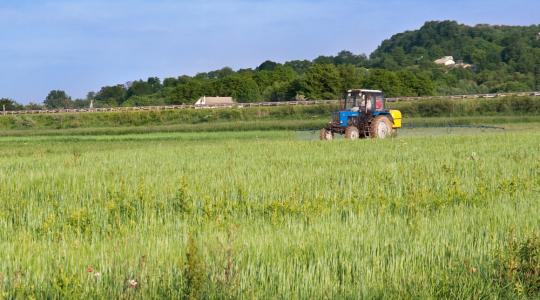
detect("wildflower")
[87,266,94,273]
[128,279,138,289]
[94,272,102,279]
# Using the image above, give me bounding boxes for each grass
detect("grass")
[0,126,539,298]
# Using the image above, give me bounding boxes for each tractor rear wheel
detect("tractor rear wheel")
[320,128,334,140]
[369,116,393,139]
[345,126,360,140]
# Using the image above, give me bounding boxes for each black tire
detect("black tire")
[320,128,334,141]
[344,126,360,140]
[369,116,393,139]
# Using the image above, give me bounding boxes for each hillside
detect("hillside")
[371,21,540,94]
[2,21,539,110]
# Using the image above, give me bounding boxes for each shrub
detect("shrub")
[184,233,207,299]
[494,232,540,297]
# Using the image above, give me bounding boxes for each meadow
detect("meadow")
[0,127,539,298]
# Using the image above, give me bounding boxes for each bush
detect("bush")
[494,232,540,297]
[184,233,207,299]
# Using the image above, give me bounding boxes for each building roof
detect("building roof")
[347,89,383,95]
[434,56,455,65]
[195,96,235,106]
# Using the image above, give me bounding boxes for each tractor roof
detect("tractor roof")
[347,89,383,94]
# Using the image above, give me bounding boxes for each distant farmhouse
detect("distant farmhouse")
[434,56,472,69]
[434,56,455,66]
[195,96,235,107]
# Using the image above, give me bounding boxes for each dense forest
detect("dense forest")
[2,21,539,110]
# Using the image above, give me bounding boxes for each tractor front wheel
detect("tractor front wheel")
[345,126,360,140]
[320,128,334,140]
[369,116,393,139]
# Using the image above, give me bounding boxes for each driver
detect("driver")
[358,95,372,112]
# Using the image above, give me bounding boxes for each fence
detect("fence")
[2,91,539,116]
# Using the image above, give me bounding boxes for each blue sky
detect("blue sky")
[1,0,538,103]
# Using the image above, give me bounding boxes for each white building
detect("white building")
[434,56,456,66]
[194,96,235,107]
[434,56,472,69]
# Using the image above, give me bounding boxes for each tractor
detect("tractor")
[320,89,402,140]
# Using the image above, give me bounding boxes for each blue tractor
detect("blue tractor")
[320,89,402,140]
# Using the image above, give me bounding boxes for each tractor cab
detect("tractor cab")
[321,89,402,140]
[343,89,386,113]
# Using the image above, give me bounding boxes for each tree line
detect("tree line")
[2,20,539,110]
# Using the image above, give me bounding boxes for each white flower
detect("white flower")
[128,279,138,288]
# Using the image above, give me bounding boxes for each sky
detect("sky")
[1,0,539,103]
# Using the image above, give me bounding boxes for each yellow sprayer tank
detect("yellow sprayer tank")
[389,110,402,128]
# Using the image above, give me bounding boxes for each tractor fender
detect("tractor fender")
[372,111,393,123]
[372,111,402,129]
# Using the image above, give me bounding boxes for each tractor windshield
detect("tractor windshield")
[344,93,362,110]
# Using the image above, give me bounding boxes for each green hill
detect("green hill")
[370,21,540,94]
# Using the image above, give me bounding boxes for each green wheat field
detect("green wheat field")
[0,126,539,298]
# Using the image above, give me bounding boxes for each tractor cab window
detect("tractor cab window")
[363,93,385,112]
[344,92,385,112]
[375,95,384,111]
[345,93,360,110]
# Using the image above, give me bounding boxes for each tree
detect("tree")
[363,69,406,97]
[95,85,127,106]
[334,50,369,66]
[72,99,90,109]
[262,81,291,101]
[44,90,73,109]
[254,65,297,94]
[213,74,260,102]
[125,77,162,100]
[302,64,342,99]
[284,60,312,74]
[257,60,279,71]
[86,91,96,101]
[338,64,366,90]
[122,95,165,107]
[207,67,235,79]
[253,71,276,92]
[163,78,206,104]
[396,70,435,96]
[313,55,334,65]
[391,47,409,66]
[0,98,23,111]
[24,102,43,110]
[163,77,178,88]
